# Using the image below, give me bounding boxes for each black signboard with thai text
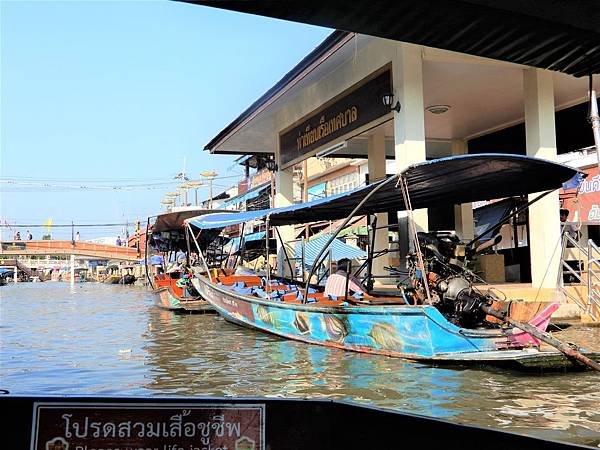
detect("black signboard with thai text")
[279,68,391,167]
[31,402,265,450]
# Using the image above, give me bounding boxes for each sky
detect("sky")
[0,0,331,240]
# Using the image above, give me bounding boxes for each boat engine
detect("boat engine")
[407,232,494,328]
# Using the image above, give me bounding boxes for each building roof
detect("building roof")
[186,1,600,77]
[189,4,600,159]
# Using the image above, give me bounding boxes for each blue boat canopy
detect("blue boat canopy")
[186,154,581,230]
[296,234,367,268]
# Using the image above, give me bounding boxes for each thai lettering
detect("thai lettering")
[62,414,89,438]
[580,174,600,194]
[145,420,166,437]
[211,414,225,437]
[169,409,190,437]
[197,421,211,446]
[90,421,101,438]
[102,422,116,438]
[296,106,359,151]
[62,414,73,438]
[59,409,243,440]
[133,421,145,437]
[225,421,241,437]
[588,204,600,221]
[118,420,131,438]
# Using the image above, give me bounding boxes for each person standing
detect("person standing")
[76,231,80,241]
[14,231,21,240]
[116,236,122,246]
[27,230,33,240]
[560,208,579,242]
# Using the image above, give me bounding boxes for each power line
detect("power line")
[1,223,132,228]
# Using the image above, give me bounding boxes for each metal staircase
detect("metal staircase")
[559,234,600,321]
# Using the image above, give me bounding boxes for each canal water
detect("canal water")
[1,282,599,446]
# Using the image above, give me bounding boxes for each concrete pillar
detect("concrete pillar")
[393,43,428,254]
[451,140,474,240]
[70,254,75,285]
[524,68,560,288]
[368,131,391,284]
[274,149,295,277]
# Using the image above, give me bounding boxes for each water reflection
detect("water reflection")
[1,283,599,446]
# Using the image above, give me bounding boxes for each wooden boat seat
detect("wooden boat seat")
[218,275,263,287]
[265,284,288,291]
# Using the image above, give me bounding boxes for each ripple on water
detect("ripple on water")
[1,282,599,445]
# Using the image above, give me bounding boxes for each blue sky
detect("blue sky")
[0,1,331,240]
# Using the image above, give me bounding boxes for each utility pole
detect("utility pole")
[200,171,218,209]
[590,87,600,171]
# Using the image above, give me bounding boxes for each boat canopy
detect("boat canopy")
[150,208,222,232]
[186,154,581,230]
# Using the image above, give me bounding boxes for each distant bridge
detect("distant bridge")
[0,240,141,262]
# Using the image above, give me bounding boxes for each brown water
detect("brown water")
[1,282,599,446]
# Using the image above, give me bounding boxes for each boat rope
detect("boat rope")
[302,174,401,302]
[399,175,432,305]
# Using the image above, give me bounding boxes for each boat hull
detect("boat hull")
[192,277,555,361]
[154,285,214,313]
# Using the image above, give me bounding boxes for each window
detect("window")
[327,172,359,196]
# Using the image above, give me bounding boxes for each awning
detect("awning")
[186,2,600,77]
[150,208,216,232]
[296,234,366,268]
[221,184,270,208]
[226,231,266,252]
[186,154,581,230]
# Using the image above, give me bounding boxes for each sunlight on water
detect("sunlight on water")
[1,282,599,445]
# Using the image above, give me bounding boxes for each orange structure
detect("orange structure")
[1,240,140,261]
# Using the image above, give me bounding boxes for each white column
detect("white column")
[452,139,474,240]
[14,266,18,283]
[393,43,428,254]
[70,254,75,285]
[524,68,560,288]
[274,149,295,277]
[368,132,391,284]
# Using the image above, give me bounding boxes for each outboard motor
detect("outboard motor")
[407,231,494,328]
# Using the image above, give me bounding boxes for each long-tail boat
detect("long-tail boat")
[145,209,218,313]
[185,154,600,370]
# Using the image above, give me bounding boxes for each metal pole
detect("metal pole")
[589,86,600,171]
[303,175,399,300]
[209,179,213,209]
[187,223,213,282]
[70,254,75,285]
[145,217,154,289]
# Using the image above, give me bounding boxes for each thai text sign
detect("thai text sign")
[562,166,600,223]
[279,69,391,167]
[31,402,265,450]
[250,170,271,189]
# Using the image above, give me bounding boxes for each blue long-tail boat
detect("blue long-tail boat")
[185,154,599,370]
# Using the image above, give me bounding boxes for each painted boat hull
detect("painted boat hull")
[154,285,214,313]
[192,277,559,362]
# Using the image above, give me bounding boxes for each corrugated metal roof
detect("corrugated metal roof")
[295,234,366,268]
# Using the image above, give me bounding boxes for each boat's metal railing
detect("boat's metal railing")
[586,239,600,321]
[559,234,600,321]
